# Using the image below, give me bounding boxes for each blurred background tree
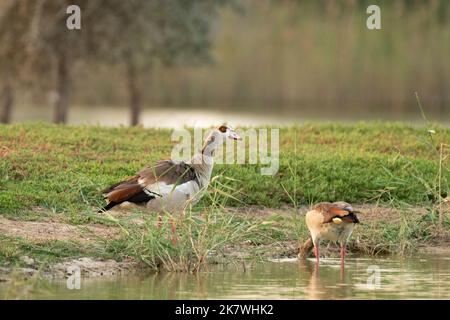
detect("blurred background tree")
[0,0,228,125]
[0,0,27,123]
[96,0,228,125]
[0,0,105,124]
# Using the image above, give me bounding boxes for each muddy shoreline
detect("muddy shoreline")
[1,242,449,282]
[1,204,449,281]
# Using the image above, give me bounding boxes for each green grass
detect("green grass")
[1,122,449,270]
[1,122,449,217]
[97,202,450,272]
[0,234,111,267]
[352,206,450,255]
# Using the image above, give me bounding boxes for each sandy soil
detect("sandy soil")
[0,216,119,243]
[46,257,141,278]
[0,204,431,243]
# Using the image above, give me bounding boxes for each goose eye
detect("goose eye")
[218,125,227,133]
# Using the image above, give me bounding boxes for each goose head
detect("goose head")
[202,125,242,157]
[332,201,354,212]
[332,201,362,215]
[217,124,242,141]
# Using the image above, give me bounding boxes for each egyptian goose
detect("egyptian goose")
[305,202,360,266]
[99,125,242,213]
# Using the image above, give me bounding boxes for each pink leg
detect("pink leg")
[314,245,319,264]
[340,245,346,267]
[156,214,162,229]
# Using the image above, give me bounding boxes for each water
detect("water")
[2,253,450,299]
[12,105,298,128]
[12,105,448,129]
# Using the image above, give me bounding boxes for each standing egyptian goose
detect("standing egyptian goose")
[305,202,360,266]
[99,125,242,213]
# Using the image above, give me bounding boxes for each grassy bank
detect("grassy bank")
[1,122,449,215]
[1,122,449,272]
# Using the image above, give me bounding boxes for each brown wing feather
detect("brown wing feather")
[329,206,351,217]
[103,160,196,204]
[102,175,139,193]
[103,175,143,203]
[107,184,143,203]
[313,202,359,223]
[137,160,196,187]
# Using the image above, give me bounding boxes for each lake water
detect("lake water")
[2,253,450,299]
[11,105,446,129]
[12,105,299,128]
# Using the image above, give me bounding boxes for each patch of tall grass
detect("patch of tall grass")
[95,175,270,272]
[352,205,450,256]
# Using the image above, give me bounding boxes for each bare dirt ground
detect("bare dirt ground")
[0,204,432,243]
[46,257,141,278]
[0,216,119,243]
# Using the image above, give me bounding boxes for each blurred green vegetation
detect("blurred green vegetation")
[65,0,450,118]
[0,0,229,124]
[1,0,449,122]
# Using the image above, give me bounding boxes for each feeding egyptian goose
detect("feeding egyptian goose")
[305,202,360,266]
[99,125,242,213]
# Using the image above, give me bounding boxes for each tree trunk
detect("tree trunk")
[1,79,13,124]
[54,50,70,124]
[126,60,141,126]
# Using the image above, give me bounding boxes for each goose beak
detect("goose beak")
[228,130,242,141]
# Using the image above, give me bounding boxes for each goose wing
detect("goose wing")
[103,160,197,205]
[313,202,360,224]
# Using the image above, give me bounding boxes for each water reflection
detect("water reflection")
[12,105,450,129]
[12,106,298,128]
[1,253,450,299]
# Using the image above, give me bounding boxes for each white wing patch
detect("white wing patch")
[175,180,200,196]
[143,188,162,197]
[144,181,200,198]
[144,180,202,212]
[144,182,175,197]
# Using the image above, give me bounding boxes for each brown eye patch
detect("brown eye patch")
[218,125,228,133]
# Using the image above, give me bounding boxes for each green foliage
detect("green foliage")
[94,177,302,272]
[1,122,449,217]
[0,234,104,267]
[352,206,450,256]
[0,122,449,267]
[0,0,231,82]
[100,208,253,272]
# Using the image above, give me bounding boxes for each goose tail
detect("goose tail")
[97,201,118,213]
